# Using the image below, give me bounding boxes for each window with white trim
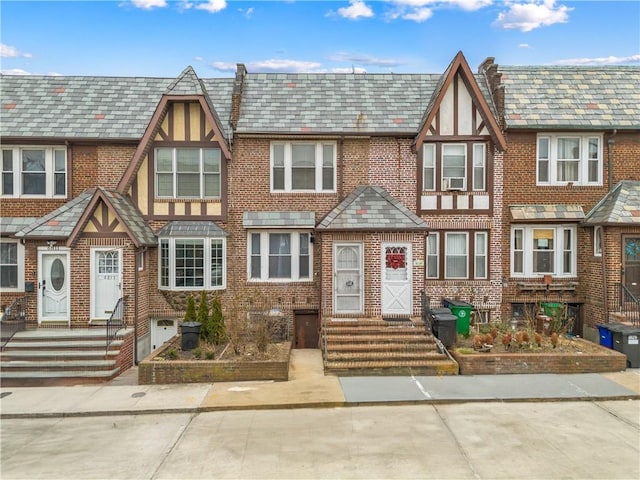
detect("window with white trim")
[155,147,221,199]
[594,226,603,257]
[442,144,466,191]
[1,147,66,197]
[426,231,488,280]
[158,237,226,290]
[0,240,24,291]
[511,225,577,277]
[271,142,335,193]
[537,134,602,185]
[422,142,486,192]
[248,231,312,282]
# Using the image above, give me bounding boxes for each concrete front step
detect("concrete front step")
[0,368,121,387]
[327,342,438,353]
[326,351,448,362]
[0,349,119,361]
[1,359,117,371]
[2,339,123,350]
[324,334,430,344]
[324,359,459,376]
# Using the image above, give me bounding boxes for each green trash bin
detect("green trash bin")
[442,299,473,335]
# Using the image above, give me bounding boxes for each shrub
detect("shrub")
[166,348,178,360]
[205,350,216,360]
[207,292,226,345]
[196,291,210,341]
[183,295,197,323]
[192,347,202,359]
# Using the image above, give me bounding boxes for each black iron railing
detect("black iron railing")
[1,296,27,350]
[612,283,640,327]
[106,296,127,353]
[420,290,432,333]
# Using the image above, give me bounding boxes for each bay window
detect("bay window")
[271,142,335,193]
[511,225,577,277]
[248,231,312,282]
[159,237,226,290]
[155,147,221,199]
[537,134,602,185]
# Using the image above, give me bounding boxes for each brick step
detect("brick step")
[323,326,426,335]
[0,368,121,387]
[324,359,459,377]
[324,319,426,328]
[1,359,117,372]
[0,349,119,361]
[324,334,430,344]
[326,350,448,362]
[326,342,438,353]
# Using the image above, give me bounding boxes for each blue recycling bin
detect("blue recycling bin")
[597,324,614,348]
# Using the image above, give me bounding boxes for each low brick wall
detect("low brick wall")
[451,339,627,375]
[138,341,291,385]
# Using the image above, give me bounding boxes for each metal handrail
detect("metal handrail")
[106,296,127,353]
[613,283,640,327]
[1,296,28,350]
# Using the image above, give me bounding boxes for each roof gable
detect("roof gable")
[415,51,506,151]
[317,186,429,231]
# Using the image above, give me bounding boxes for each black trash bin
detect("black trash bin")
[181,322,201,351]
[610,325,640,368]
[432,313,457,348]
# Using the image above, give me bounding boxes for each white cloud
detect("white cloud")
[0,68,32,75]
[392,0,491,11]
[328,52,402,67]
[331,67,368,74]
[1,43,32,58]
[402,7,433,21]
[519,43,531,48]
[131,0,167,9]
[494,0,572,32]
[337,1,374,19]
[212,59,325,73]
[554,54,640,66]
[195,0,227,13]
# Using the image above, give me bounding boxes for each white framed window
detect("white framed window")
[248,231,312,282]
[426,231,488,280]
[155,147,221,199]
[472,144,486,191]
[271,142,336,193]
[537,134,602,186]
[158,237,226,290]
[426,232,439,278]
[137,249,145,271]
[442,144,466,191]
[0,240,25,291]
[511,225,577,277]
[423,144,435,191]
[1,146,66,197]
[594,226,603,257]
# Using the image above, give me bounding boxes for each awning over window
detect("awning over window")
[510,204,585,222]
[157,221,227,237]
[242,211,315,228]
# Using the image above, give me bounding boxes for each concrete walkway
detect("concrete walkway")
[1,350,639,418]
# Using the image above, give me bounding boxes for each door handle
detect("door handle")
[39,280,46,297]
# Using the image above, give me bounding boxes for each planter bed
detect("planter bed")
[450,338,627,375]
[138,337,291,385]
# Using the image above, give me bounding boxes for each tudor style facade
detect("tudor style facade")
[1,52,638,382]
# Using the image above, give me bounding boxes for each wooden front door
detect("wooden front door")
[91,248,122,320]
[294,310,319,349]
[623,237,640,297]
[381,243,412,316]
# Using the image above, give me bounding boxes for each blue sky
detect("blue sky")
[1,1,638,77]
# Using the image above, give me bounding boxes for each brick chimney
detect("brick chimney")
[230,63,246,131]
[479,57,505,130]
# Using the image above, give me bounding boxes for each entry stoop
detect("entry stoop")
[322,318,459,376]
[0,328,134,387]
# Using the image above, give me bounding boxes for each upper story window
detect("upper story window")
[426,231,488,280]
[423,143,486,192]
[158,237,226,290]
[248,231,312,282]
[271,142,336,193]
[155,147,221,199]
[1,147,66,198]
[537,135,602,186]
[511,225,576,277]
[0,240,24,291]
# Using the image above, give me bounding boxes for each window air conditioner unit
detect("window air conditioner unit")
[444,177,465,191]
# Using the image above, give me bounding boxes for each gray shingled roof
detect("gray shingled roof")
[510,204,585,222]
[500,66,640,130]
[583,181,640,225]
[14,188,155,246]
[0,217,39,235]
[243,211,316,228]
[157,221,227,237]
[0,75,234,139]
[317,186,429,231]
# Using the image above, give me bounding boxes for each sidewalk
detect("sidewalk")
[1,350,639,419]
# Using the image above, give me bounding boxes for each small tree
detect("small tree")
[183,295,197,323]
[196,290,210,340]
[207,292,226,345]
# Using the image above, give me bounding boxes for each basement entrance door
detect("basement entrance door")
[38,250,70,324]
[623,237,640,297]
[91,248,122,321]
[381,243,412,316]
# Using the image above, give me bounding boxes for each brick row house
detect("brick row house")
[1,52,638,382]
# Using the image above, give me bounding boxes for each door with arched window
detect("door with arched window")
[38,250,70,324]
[91,248,122,320]
[334,243,363,314]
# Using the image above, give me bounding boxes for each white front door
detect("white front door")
[381,243,412,316]
[334,243,363,314]
[38,250,70,324]
[91,248,122,320]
